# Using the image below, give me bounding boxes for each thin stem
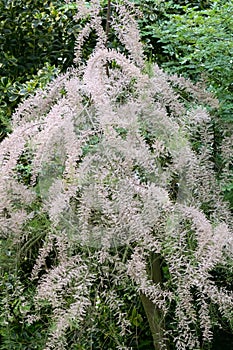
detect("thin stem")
[105,0,111,40]
[105,0,111,77]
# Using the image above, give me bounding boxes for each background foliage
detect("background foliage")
[0,0,78,138]
[138,0,233,122]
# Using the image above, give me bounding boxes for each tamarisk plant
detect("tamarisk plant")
[0,1,232,349]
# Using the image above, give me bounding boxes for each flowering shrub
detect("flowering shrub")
[0,1,232,349]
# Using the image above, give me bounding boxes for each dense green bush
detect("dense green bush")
[155,1,232,121]
[0,0,78,137]
[0,0,77,79]
[133,0,213,61]
[133,0,232,121]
